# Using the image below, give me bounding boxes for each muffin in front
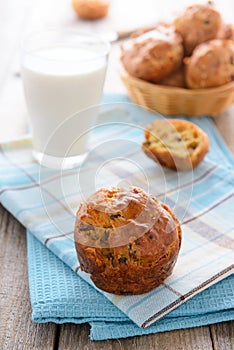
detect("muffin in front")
[74,187,182,295]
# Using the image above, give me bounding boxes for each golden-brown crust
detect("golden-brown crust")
[173,3,222,56]
[74,187,182,295]
[120,25,184,83]
[72,0,110,20]
[185,39,234,89]
[142,119,210,171]
[159,65,186,88]
[217,23,234,40]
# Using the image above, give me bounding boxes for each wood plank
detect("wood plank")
[210,322,234,350]
[58,323,123,350]
[0,205,57,350]
[121,327,214,350]
[58,323,214,349]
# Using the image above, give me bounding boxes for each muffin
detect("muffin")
[72,0,110,20]
[160,65,186,88]
[185,39,234,88]
[173,2,222,56]
[218,23,234,40]
[142,119,210,170]
[121,25,184,83]
[74,187,182,295]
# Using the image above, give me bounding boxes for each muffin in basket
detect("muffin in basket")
[185,39,234,89]
[120,2,234,116]
[160,65,186,88]
[173,2,222,56]
[74,187,182,295]
[218,23,234,40]
[142,119,210,170]
[120,24,184,83]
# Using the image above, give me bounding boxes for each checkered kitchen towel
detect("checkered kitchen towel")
[0,100,233,328]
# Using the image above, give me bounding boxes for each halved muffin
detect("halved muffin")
[142,119,209,170]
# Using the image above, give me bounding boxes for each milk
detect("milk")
[22,46,107,158]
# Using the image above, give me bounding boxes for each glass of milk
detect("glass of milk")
[21,30,110,168]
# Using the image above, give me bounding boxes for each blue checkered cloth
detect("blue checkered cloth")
[0,95,233,339]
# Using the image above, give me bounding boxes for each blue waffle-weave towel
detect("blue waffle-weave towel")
[27,231,234,340]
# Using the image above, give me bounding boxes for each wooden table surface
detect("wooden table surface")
[0,0,233,349]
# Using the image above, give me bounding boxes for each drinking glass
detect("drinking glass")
[21,30,110,168]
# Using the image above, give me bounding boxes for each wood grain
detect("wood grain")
[0,205,57,350]
[58,323,123,350]
[58,322,215,350]
[210,322,234,350]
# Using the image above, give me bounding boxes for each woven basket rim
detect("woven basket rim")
[121,71,234,95]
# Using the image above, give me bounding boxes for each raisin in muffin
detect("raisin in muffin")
[74,187,182,295]
[121,24,183,83]
[173,2,222,56]
[185,39,234,88]
[142,119,209,170]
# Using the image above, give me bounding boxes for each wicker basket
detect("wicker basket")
[121,71,234,117]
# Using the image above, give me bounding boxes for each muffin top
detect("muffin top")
[185,39,234,88]
[121,25,183,82]
[75,186,180,252]
[173,2,222,55]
